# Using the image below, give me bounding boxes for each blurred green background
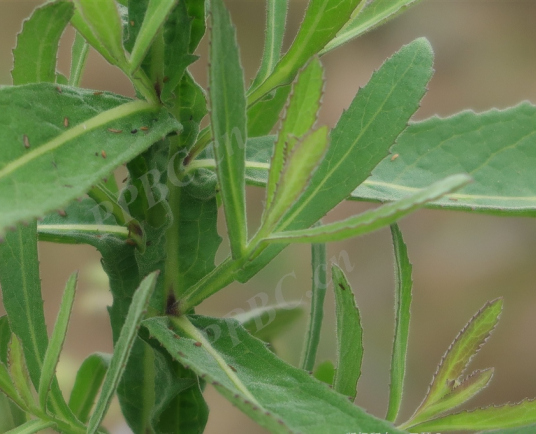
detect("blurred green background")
[1,0,536,433]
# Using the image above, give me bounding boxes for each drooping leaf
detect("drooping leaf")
[11,0,74,85]
[144,315,405,434]
[331,265,363,400]
[0,83,181,235]
[71,0,127,68]
[249,0,289,91]
[407,399,536,432]
[403,299,503,429]
[69,31,90,86]
[322,0,425,54]
[264,57,324,212]
[352,103,536,216]
[386,224,413,422]
[68,353,111,423]
[233,303,303,343]
[237,37,435,282]
[209,0,248,258]
[128,0,178,73]
[264,174,470,244]
[87,271,158,434]
[248,0,361,103]
[300,240,327,371]
[38,272,78,412]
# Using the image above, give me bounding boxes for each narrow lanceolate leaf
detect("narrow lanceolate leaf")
[386,224,413,422]
[238,38,435,282]
[11,0,73,85]
[8,336,36,411]
[262,127,329,232]
[300,241,327,371]
[128,0,178,73]
[249,0,361,103]
[331,265,363,400]
[144,315,405,434]
[481,423,536,433]
[401,368,494,429]
[249,0,289,91]
[233,303,303,343]
[4,419,55,434]
[71,0,127,67]
[247,85,291,137]
[68,353,111,423]
[265,174,471,244]
[0,84,181,236]
[322,0,425,54]
[0,362,27,411]
[265,57,324,211]
[408,399,536,432]
[38,273,78,412]
[406,299,503,428]
[353,103,536,216]
[87,272,158,434]
[209,0,248,258]
[69,31,89,87]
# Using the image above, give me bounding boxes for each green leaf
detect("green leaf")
[11,0,74,85]
[38,272,78,412]
[233,303,303,343]
[249,0,289,91]
[408,399,536,432]
[0,390,27,433]
[160,1,199,104]
[0,360,27,412]
[262,127,329,232]
[313,360,335,385]
[300,240,327,371]
[0,83,181,235]
[244,136,276,185]
[264,57,324,212]
[69,31,90,86]
[331,265,363,400]
[404,299,503,429]
[0,316,11,365]
[238,37,435,282]
[71,0,127,67]
[144,315,405,434]
[8,336,36,411]
[68,353,111,423]
[87,271,159,434]
[0,224,76,423]
[247,86,291,137]
[185,0,206,53]
[264,174,471,243]
[352,103,536,216]
[3,419,55,434]
[322,0,425,54]
[402,368,494,430]
[248,0,361,103]
[386,224,412,422]
[128,0,178,73]
[209,0,248,258]
[480,424,536,434]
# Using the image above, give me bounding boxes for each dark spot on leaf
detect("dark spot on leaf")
[163,76,169,83]
[166,293,180,316]
[131,129,138,134]
[130,20,135,26]
[194,341,202,347]
[125,239,136,247]
[228,364,237,372]
[56,86,62,93]
[64,184,73,188]
[57,210,67,217]
[93,91,103,96]
[338,283,345,290]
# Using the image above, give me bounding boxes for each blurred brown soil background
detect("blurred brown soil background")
[1,1,536,433]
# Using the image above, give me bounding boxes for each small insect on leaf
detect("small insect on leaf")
[23,134,30,149]
[391,153,400,161]
[107,128,123,133]
[101,150,107,159]
[140,126,149,131]
[63,117,69,128]
[56,86,62,93]
[93,91,103,96]
[194,342,202,347]
[57,209,67,217]
[130,20,135,26]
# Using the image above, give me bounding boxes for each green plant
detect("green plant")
[0,0,535,433]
